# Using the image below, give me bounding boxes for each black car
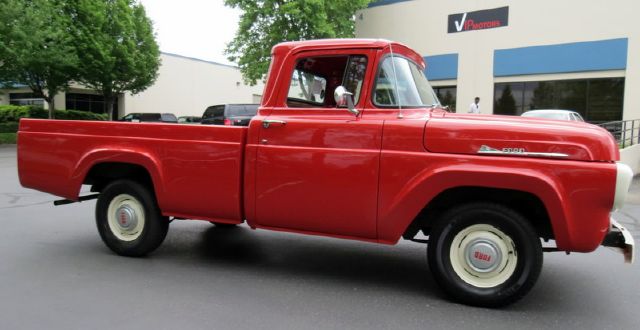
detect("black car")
[201,104,259,126]
[120,113,178,123]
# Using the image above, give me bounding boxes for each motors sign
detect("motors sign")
[448,7,509,33]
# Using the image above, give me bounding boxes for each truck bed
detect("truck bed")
[17,119,247,222]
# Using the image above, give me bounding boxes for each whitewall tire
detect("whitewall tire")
[427,203,543,307]
[96,180,169,257]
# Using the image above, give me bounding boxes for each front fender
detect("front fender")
[377,155,582,250]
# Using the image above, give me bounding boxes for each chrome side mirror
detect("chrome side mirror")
[334,86,359,116]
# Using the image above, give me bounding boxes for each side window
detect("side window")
[342,56,368,105]
[286,55,368,108]
[287,67,327,106]
[141,113,160,121]
[213,106,225,118]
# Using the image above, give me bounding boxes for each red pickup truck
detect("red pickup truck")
[17,39,635,307]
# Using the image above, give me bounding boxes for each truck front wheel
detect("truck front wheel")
[427,203,542,307]
[95,180,169,257]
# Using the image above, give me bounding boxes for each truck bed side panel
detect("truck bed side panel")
[18,119,246,222]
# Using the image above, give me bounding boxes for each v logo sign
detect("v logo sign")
[454,13,467,32]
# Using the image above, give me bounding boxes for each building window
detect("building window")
[494,78,624,123]
[65,93,112,114]
[433,86,457,112]
[9,93,44,107]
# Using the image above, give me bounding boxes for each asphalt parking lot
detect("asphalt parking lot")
[1,144,639,329]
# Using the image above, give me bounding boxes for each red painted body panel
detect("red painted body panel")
[18,119,246,223]
[424,113,618,161]
[254,110,382,238]
[17,39,621,253]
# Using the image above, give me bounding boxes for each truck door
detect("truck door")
[254,50,380,239]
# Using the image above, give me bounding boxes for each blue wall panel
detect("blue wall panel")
[494,38,628,77]
[424,54,458,80]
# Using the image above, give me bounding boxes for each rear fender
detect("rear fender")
[72,149,165,207]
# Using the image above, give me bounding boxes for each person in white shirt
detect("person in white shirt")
[469,97,480,114]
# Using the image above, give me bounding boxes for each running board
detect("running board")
[54,194,100,206]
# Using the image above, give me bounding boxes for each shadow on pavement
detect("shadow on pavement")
[192,225,441,298]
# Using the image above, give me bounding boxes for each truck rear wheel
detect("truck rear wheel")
[96,180,169,257]
[427,203,542,307]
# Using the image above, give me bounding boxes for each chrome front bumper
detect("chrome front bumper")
[602,218,635,263]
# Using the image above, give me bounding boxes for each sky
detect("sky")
[139,0,240,66]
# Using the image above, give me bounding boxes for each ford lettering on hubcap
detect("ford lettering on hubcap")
[466,239,502,273]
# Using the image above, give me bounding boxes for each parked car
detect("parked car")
[201,104,259,126]
[178,116,202,124]
[120,113,178,123]
[521,109,585,122]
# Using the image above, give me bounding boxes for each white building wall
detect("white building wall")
[356,0,639,118]
[122,53,264,117]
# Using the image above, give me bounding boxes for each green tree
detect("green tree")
[225,0,373,85]
[495,85,517,115]
[530,82,555,110]
[71,0,160,120]
[436,89,456,112]
[0,0,79,119]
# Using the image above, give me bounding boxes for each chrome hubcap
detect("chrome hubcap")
[107,194,145,242]
[465,239,502,273]
[115,205,137,230]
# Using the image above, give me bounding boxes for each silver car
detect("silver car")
[521,109,585,122]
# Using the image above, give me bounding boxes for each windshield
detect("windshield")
[374,56,439,107]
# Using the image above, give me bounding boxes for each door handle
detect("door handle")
[262,120,287,128]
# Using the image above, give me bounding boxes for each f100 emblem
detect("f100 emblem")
[478,145,525,154]
[501,147,525,154]
[477,145,569,158]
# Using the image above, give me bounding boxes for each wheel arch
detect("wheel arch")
[73,149,165,207]
[403,186,553,241]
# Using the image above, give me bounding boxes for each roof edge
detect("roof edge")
[161,52,238,69]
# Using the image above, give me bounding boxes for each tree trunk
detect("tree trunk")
[107,100,115,121]
[46,97,55,119]
[103,91,116,121]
